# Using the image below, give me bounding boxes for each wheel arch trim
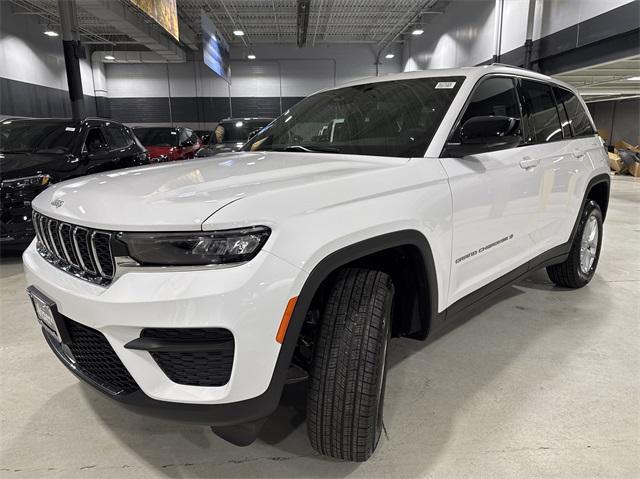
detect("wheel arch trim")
[276,229,440,374]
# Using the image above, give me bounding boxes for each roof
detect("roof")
[219,118,274,122]
[327,64,577,94]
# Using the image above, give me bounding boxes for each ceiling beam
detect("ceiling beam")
[296,0,311,47]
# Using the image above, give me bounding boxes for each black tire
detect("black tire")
[307,268,394,462]
[547,200,603,288]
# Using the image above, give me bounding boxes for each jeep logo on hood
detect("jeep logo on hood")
[50,199,64,208]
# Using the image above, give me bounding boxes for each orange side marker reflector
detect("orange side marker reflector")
[276,297,298,344]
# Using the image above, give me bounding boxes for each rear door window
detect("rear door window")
[520,79,563,143]
[84,127,107,153]
[553,87,595,137]
[104,124,131,149]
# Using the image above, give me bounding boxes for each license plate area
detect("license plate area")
[27,286,69,343]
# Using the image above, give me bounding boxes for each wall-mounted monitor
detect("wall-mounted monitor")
[202,14,231,84]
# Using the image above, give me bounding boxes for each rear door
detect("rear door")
[103,123,139,169]
[83,126,116,174]
[440,76,540,305]
[517,79,588,253]
[551,86,603,243]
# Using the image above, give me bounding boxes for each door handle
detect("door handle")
[519,157,540,169]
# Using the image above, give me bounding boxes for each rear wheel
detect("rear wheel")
[547,200,603,288]
[306,268,394,461]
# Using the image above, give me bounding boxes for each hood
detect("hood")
[0,153,76,181]
[31,151,405,231]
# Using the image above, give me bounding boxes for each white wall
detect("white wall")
[0,1,94,96]
[533,0,634,38]
[403,0,636,71]
[106,42,403,99]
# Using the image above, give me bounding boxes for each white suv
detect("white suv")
[24,65,610,461]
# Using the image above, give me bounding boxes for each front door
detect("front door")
[439,76,541,305]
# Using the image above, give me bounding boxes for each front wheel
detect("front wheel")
[306,268,394,462]
[547,200,603,288]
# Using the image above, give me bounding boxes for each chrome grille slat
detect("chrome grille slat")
[33,212,115,286]
[38,214,52,252]
[47,219,63,260]
[73,226,97,274]
[90,231,114,279]
[59,223,79,268]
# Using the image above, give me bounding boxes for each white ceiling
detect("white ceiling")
[553,55,640,103]
[9,0,442,46]
[178,0,441,45]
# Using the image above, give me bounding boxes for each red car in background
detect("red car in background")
[133,127,202,162]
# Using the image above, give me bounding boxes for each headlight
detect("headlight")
[117,226,271,266]
[1,174,50,189]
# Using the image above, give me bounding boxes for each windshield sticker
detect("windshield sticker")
[65,127,76,131]
[435,82,456,89]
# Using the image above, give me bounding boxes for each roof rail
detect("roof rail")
[490,63,531,72]
[82,117,111,122]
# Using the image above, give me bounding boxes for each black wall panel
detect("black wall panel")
[108,97,170,123]
[1,76,302,123]
[195,97,231,122]
[0,77,100,119]
[230,97,281,119]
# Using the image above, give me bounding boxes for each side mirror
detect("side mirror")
[201,134,210,144]
[446,115,521,157]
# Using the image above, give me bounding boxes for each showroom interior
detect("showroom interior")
[0,0,639,477]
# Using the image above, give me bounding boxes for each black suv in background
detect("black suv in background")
[196,118,272,157]
[0,117,148,248]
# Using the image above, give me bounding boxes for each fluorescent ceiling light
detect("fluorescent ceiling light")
[247,54,256,60]
[412,29,424,35]
[44,30,59,37]
[627,76,640,81]
[233,30,245,36]
[104,55,115,60]
[385,53,395,59]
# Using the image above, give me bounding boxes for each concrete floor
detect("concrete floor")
[0,175,638,478]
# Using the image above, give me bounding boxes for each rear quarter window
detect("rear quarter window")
[553,87,595,137]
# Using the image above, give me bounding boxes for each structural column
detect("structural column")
[58,0,85,119]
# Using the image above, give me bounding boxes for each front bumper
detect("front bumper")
[23,241,304,424]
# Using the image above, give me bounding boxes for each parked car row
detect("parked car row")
[0,117,273,248]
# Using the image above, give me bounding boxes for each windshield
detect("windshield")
[0,120,78,154]
[243,77,464,158]
[134,128,178,147]
[215,120,272,143]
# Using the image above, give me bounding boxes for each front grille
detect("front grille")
[32,211,115,285]
[142,328,234,387]
[66,318,139,395]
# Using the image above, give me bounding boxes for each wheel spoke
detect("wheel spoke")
[579,214,599,275]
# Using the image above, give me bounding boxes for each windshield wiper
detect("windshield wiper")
[283,145,341,153]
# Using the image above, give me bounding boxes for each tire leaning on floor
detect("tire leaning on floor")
[306,268,394,461]
[547,199,603,288]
